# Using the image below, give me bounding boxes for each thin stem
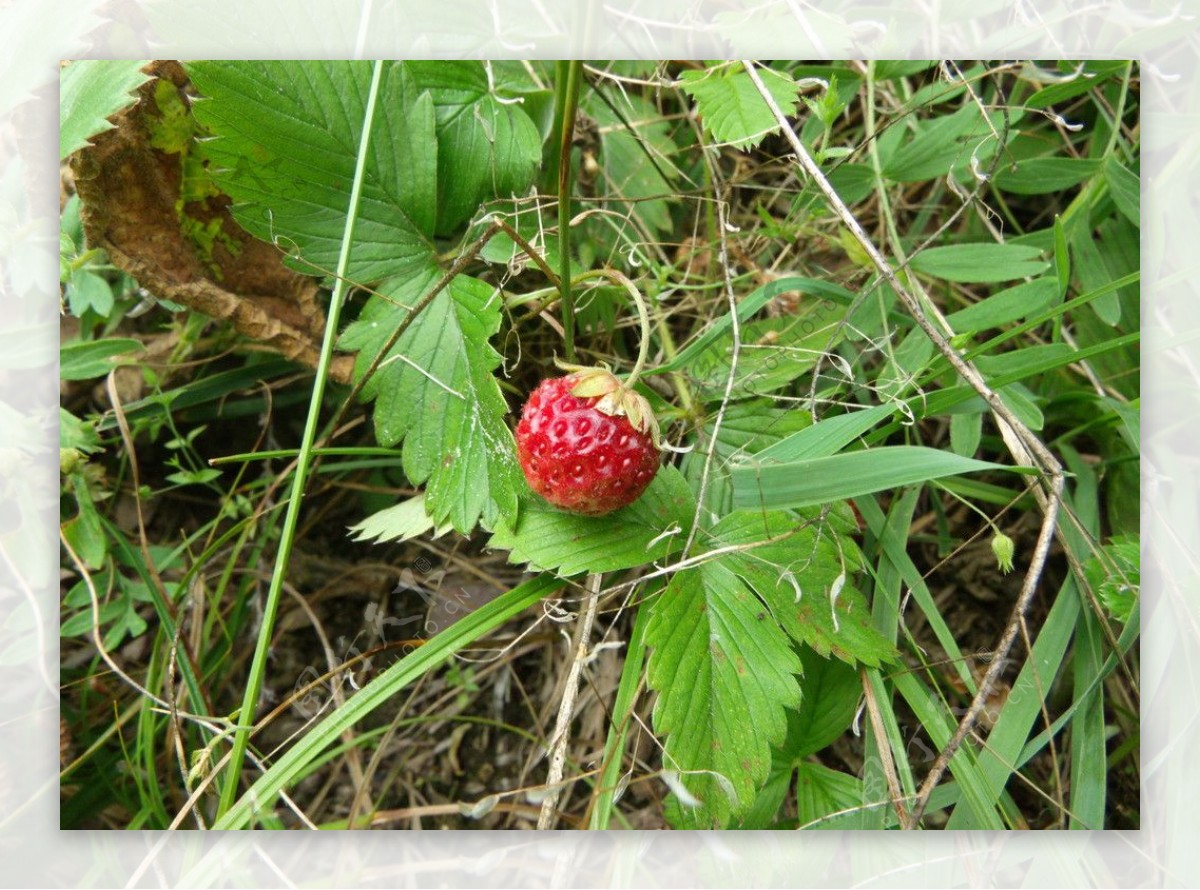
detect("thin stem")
[1102,60,1134,162]
[572,268,652,387]
[556,60,584,362]
[651,304,696,417]
[216,60,386,819]
[537,573,602,829]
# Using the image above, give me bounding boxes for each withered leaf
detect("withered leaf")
[69,61,352,383]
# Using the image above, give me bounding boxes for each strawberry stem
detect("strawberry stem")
[554,61,584,362]
[573,268,652,388]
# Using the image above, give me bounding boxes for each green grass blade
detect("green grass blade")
[589,597,652,829]
[892,670,1005,828]
[731,446,1019,511]
[944,575,1080,827]
[652,276,848,375]
[754,403,897,463]
[217,60,387,817]
[214,573,562,828]
[1070,598,1108,828]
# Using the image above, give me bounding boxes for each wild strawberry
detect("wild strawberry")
[516,367,661,516]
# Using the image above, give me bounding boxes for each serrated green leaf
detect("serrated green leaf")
[60,408,103,454]
[405,61,542,235]
[648,559,802,828]
[487,466,694,575]
[60,60,152,159]
[730,446,1018,511]
[60,338,143,381]
[65,269,115,318]
[1083,535,1139,624]
[679,63,799,150]
[338,269,518,533]
[186,60,438,284]
[909,243,1049,284]
[349,493,454,545]
[714,511,894,666]
[164,468,223,486]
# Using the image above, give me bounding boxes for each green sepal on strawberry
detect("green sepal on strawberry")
[515,366,662,516]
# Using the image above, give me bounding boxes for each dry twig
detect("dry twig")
[537,572,603,828]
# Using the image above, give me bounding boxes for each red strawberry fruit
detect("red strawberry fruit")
[516,367,661,516]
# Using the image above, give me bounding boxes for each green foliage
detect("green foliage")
[714,510,894,666]
[880,104,1015,182]
[60,59,1140,834]
[1084,535,1139,624]
[60,60,152,159]
[488,467,693,575]
[645,506,893,826]
[404,61,544,235]
[731,446,1018,511]
[646,547,803,828]
[338,268,520,533]
[679,62,800,149]
[59,338,144,380]
[581,81,683,266]
[348,494,454,545]
[187,60,441,283]
[907,243,1050,283]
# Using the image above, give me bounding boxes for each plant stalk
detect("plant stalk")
[556,60,584,362]
[216,59,386,819]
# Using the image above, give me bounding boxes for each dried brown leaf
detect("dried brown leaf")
[69,61,352,383]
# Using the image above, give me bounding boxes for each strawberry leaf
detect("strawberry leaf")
[186,60,438,284]
[678,62,800,150]
[60,60,152,159]
[646,559,802,828]
[338,269,518,533]
[645,506,891,827]
[405,61,543,236]
[488,466,694,576]
[714,510,895,667]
